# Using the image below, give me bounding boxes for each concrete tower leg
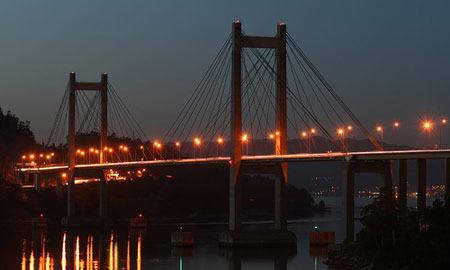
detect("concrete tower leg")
[33,174,41,192]
[229,21,243,232]
[275,167,287,231]
[445,158,450,201]
[342,162,355,242]
[417,159,427,211]
[99,170,108,218]
[381,160,393,205]
[67,72,76,217]
[398,159,407,214]
[56,177,63,199]
[275,23,288,232]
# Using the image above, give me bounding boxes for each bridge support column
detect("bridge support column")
[398,159,407,214]
[56,178,63,199]
[342,161,355,242]
[33,174,41,192]
[445,158,450,201]
[275,166,287,231]
[417,159,427,211]
[99,170,108,218]
[380,160,393,205]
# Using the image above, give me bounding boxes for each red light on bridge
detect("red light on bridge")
[301,131,308,138]
[62,173,67,178]
[337,129,344,135]
[175,142,181,147]
[217,137,224,144]
[311,128,317,134]
[138,213,143,218]
[376,126,383,132]
[269,133,274,139]
[423,121,432,130]
[40,213,44,218]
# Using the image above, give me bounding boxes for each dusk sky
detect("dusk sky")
[1,0,449,146]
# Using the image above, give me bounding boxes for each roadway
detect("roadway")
[17,149,450,173]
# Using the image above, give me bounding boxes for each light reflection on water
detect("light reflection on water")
[20,230,144,270]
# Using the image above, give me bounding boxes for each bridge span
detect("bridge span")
[18,149,450,172]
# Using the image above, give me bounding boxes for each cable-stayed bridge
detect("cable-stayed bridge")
[16,21,450,246]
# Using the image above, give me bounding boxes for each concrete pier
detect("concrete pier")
[398,159,407,214]
[417,159,427,211]
[342,161,355,242]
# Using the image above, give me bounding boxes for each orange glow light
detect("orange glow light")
[311,128,316,134]
[175,142,181,147]
[301,131,308,137]
[124,147,128,151]
[275,131,280,136]
[347,126,352,131]
[423,121,432,129]
[30,154,35,159]
[22,155,26,159]
[269,133,274,139]
[217,137,224,144]
[62,173,67,178]
[337,129,344,135]
[376,126,383,132]
[442,119,447,124]
[39,154,44,158]
[51,152,55,156]
[109,148,113,153]
[194,138,201,145]
[394,122,400,127]
[242,134,248,142]
[140,145,144,149]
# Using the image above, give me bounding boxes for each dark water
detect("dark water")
[0,196,440,270]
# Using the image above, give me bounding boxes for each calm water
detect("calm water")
[0,196,439,270]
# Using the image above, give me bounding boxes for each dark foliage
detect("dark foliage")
[354,197,450,270]
[0,107,36,179]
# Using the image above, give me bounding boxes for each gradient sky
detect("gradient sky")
[1,0,449,146]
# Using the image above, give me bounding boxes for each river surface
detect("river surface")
[0,196,441,270]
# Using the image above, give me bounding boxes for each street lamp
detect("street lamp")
[440,119,447,149]
[217,137,224,156]
[89,148,94,164]
[175,142,181,159]
[241,133,248,155]
[337,128,345,152]
[376,126,384,149]
[194,137,201,158]
[301,131,309,153]
[423,121,432,148]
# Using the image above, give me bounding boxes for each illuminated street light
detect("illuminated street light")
[440,119,447,149]
[242,134,249,155]
[269,133,274,139]
[217,137,224,156]
[347,126,352,131]
[175,142,181,159]
[275,131,280,136]
[376,126,384,149]
[337,129,346,152]
[393,122,400,149]
[193,137,202,158]
[423,121,433,149]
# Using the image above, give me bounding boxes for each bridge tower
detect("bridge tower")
[221,21,296,247]
[65,72,108,222]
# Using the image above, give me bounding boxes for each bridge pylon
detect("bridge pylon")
[220,21,296,247]
[63,72,109,226]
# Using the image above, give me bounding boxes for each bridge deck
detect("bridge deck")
[17,149,450,173]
